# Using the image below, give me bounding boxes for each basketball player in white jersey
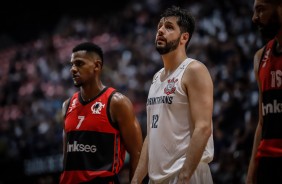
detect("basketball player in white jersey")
[131,5,214,184]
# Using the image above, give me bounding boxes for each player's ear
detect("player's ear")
[94,60,102,71]
[182,32,189,42]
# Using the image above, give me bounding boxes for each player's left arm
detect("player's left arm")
[178,60,214,183]
[110,92,143,182]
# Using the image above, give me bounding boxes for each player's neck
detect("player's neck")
[274,29,282,53]
[161,54,187,81]
[276,29,282,48]
[80,82,105,102]
[162,51,187,70]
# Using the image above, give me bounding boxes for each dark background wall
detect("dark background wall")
[1,1,134,43]
[1,0,194,44]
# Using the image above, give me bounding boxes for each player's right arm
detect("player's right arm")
[61,98,70,167]
[246,48,264,184]
[131,136,149,184]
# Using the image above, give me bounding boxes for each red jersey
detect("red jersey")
[257,39,282,158]
[60,87,126,184]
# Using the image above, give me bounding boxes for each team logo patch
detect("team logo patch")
[68,99,77,113]
[164,78,178,95]
[262,48,270,68]
[91,102,105,114]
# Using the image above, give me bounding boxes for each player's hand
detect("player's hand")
[176,172,190,184]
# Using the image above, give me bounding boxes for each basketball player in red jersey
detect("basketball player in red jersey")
[246,0,282,183]
[59,42,143,184]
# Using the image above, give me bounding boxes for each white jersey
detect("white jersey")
[146,58,214,183]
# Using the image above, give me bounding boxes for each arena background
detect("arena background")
[0,0,262,183]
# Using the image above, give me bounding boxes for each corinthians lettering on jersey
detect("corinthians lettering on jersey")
[67,141,97,153]
[262,100,282,116]
[147,96,173,105]
[147,77,178,105]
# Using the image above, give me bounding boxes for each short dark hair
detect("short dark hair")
[265,0,281,5]
[72,42,104,66]
[161,6,195,47]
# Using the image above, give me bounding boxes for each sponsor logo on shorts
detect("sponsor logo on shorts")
[262,100,282,115]
[67,141,97,153]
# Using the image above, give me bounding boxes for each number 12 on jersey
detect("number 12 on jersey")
[151,114,159,128]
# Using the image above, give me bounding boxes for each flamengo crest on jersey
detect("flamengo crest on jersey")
[91,102,105,114]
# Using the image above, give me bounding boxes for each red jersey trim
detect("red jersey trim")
[257,139,282,158]
[60,170,115,184]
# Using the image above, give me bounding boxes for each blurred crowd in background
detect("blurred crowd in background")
[0,0,263,183]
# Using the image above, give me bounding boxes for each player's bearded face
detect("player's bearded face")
[155,36,180,55]
[257,10,280,40]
